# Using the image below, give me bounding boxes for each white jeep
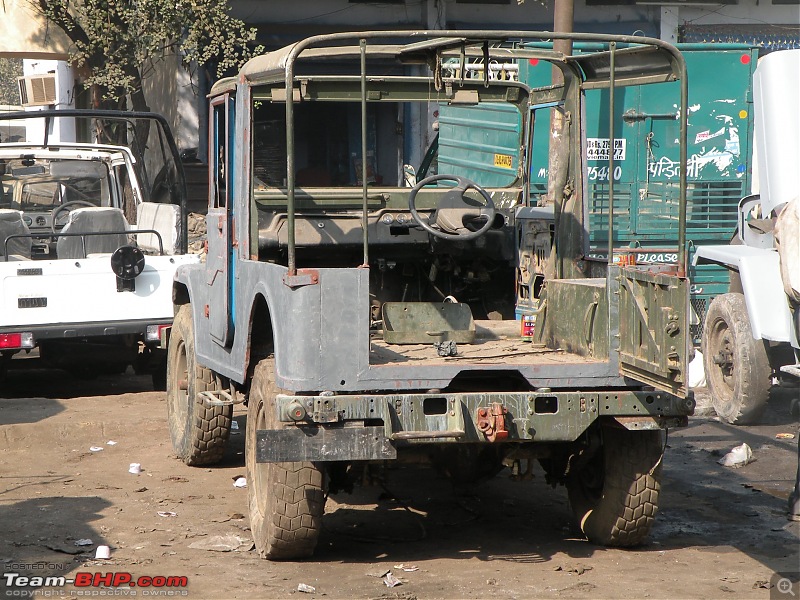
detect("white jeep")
[0,110,200,386]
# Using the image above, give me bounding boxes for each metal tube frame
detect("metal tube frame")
[607,42,616,266]
[277,30,689,278]
[360,39,369,268]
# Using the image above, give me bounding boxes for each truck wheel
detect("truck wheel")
[166,304,232,465]
[567,426,664,547]
[246,358,325,559]
[702,293,770,425]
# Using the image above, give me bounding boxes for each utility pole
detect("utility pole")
[553,0,575,68]
[546,0,574,206]
[544,0,575,279]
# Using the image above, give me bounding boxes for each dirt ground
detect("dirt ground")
[1,360,798,600]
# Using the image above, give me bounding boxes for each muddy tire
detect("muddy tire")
[166,304,232,465]
[702,293,770,425]
[246,358,325,559]
[567,426,664,547]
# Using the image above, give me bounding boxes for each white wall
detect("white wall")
[17,54,202,160]
[142,53,206,161]
[0,0,71,59]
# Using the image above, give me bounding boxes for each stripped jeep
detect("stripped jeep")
[166,31,695,558]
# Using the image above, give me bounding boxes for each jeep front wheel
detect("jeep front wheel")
[567,425,664,547]
[166,304,232,465]
[246,358,325,559]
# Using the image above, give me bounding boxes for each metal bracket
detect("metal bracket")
[476,402,509,442]
[283,269,319,288]
[313,398,341,423]
[198,389,242,407]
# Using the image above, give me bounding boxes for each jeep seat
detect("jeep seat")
[56,207,129,259]
[134,202,180,255]
[0,209,32,260]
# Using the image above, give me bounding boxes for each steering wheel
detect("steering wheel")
[51,201,96,231]
[408,174,497,241]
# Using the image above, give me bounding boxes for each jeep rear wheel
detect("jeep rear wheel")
[166,304,232,465]
[702,293,770,425]
[246,358,325,559]
[567,426,664,547]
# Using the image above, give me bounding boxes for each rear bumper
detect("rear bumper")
[0,318,172,343]
[256,389,695,462]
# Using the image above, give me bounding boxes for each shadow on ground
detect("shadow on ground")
[0,496,111,593]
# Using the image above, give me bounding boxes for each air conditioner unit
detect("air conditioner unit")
[17,74,57,107]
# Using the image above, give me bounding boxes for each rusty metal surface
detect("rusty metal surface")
[613,415,689,430]
[206,207,231,345]
[180,261,629,392]
[476,402,509,442]
[283,269,319,288]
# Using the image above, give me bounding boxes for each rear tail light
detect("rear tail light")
[0,332,34,349]
[146,324,170,342]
